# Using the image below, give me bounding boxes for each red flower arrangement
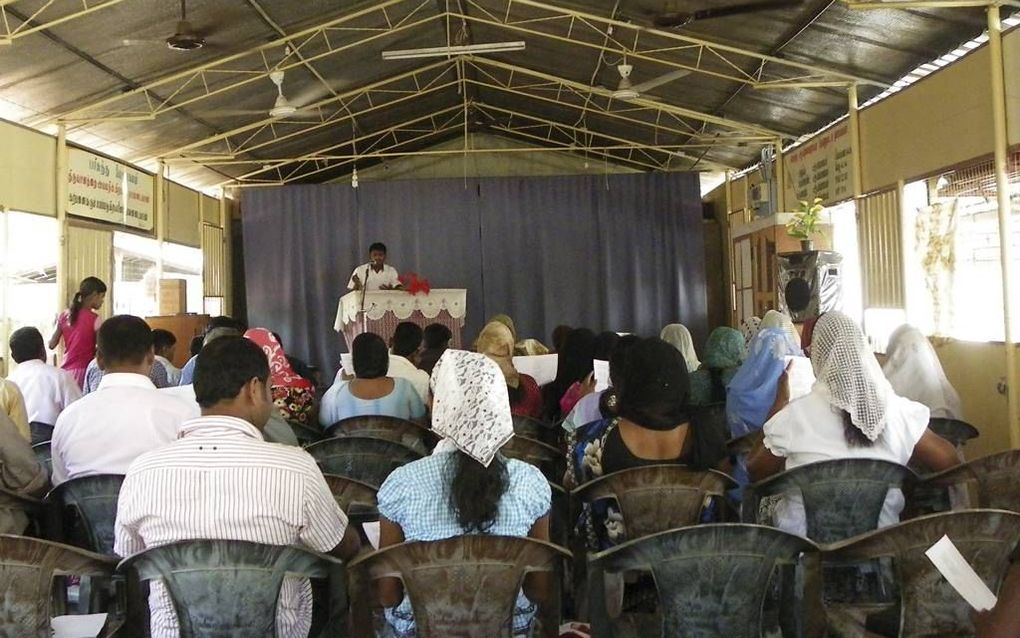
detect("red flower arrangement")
[399,272,431,295]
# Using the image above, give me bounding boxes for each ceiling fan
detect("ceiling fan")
[609,63,691,100]
[202,69,336,119]
[122,0,207,51]
[652,0,802,29]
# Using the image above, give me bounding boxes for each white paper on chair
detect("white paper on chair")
[363,521,381,550]
[52,613,108,638]
[593,360,610,393]
[513,354,558,387]
[783,356,815,400]
[924,535,998,611]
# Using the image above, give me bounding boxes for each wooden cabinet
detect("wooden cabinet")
[145,314,210,368]
[731,215,831,323]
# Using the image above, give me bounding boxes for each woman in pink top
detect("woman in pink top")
[48,277,106,388]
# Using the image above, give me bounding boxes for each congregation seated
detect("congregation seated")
[0,410,48,534]
[51,315,194,486]
[178,315,247,385]
[747,311,960,536]
[416,322,451,375]
[271,331,317,387]
[82,353,170,393]
[386,321,429,403]
[476,320,544,419]
[9,327,80,432]
[659,323,700,373]
[0,367,30,441]
[542,327,596,421]
[566,337,729,550]
[114,335,360,637]
[151,328,182,386]
[561,334,640,434]
[245,328,316,426]
[883,323,963,420]
[689,326,746,406]
[376,350,551,636]
[320,333,425,426]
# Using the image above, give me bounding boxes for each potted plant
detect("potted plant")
[786,197,825,251]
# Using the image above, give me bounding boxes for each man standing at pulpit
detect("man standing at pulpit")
[348,242,402,292]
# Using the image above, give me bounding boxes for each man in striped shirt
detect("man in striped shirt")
[114,336,359,638]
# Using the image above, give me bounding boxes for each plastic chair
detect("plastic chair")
[349,535,569,638]
[927,418,980,449]
[0,534,121,637]
[47,474,124,555]
[29,421,54,445]
[919,450,1020,513]
[287,419,324,447]
[118,539,343,638]
[305,437,421,488]
[743,459,916,543]
[822,509,1020,637]
[325,415,438,455]
[501,435,565,486]
[31,441,51,477]
[573,465,736,542]
[0,486,49,537]
[513,415,561,447]
[322,474,379,525]
[587,523,820,638]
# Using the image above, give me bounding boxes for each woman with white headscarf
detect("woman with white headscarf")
[760,309,800,347]
[660,323,700,373]
[375,350,552,637]
[883,324,963,420]
[746,312,958,536]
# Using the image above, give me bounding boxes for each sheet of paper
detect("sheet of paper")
[513,354,559,387]
[362,521,381,550]
[339,353,353,377]
[924,535,998,612]
[783,356,816,400]
[52,614,108,638]
[593,359,611,392]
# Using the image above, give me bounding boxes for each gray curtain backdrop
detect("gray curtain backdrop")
[242,172,706,378]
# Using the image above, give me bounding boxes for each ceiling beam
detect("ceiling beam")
[0,0,129,45]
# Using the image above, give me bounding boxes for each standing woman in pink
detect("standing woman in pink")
[48,277,106,389]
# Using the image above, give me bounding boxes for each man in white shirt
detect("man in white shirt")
[388,321,429,402]
[7,327,81,428]
[51,315,194,486]
[115,335,360,638]
[347,241,402,291]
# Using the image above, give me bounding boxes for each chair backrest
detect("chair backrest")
[325,415,437,455]
[49,474,125,555]
[31,441,51,476]
[350,535,569,638]
[824,510,1020,637]
[304,437,422,488]
[119,539,336,638]
[500,435,565,485]
[744,459,914,543]
[588,524,816,638]
[285,419,324,446]
[925,450,1020,512]
[512,415,560,447]
[573,465,736,540]
[0,534,116,636]
[29,421,54,445]
[927,418,980,448]
[322,474,379,524]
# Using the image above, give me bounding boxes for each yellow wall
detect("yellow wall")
[1006,29,1020,146]
[167,181,202,247]
[859,46,995,192]
[936,341,1013,459]
[0,120,56,216]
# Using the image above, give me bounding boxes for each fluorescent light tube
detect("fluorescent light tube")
[382,41,526,60]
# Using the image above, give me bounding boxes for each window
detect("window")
[902,155,1020,342]
[0,211,58,374]
[162,242,204,314]
[829,200,863,326]
[113,232,160,317]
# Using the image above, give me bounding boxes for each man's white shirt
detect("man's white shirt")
[347,263,400,291]
[7,359,81,426]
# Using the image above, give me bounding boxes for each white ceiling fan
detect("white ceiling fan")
[610,63,692,100]
[201,68,336,119]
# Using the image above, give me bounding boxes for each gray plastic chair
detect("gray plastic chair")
[48,474,124,555]
[325,415,438,455]
[118,539,343,638]
[587,523,820,638]
[31,441,51,477]
[349,535,569,638]
[743,458,915,543]
[286,419,324,446]
[322,473,379,525]
[572,464,736,542]
[501,435,565,486]
[920,450,1020,512]
[0,534,120,637]
[823,509,1020,637]
[513,415,560,447]
[29,421,54,445]
[304,436,421,488]
[927,418,980,449]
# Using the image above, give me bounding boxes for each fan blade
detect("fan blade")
[628,68,692,94]
[121,38,166,46]
[654,1,801,28]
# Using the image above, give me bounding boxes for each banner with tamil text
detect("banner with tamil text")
[67,149,154,231]
[784,121,854,207]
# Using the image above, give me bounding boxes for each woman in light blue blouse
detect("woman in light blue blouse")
[375,350,552,637]
[318,333,425,428]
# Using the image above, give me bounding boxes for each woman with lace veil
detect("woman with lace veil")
[746,311,959,535]
[883,324,963,420]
